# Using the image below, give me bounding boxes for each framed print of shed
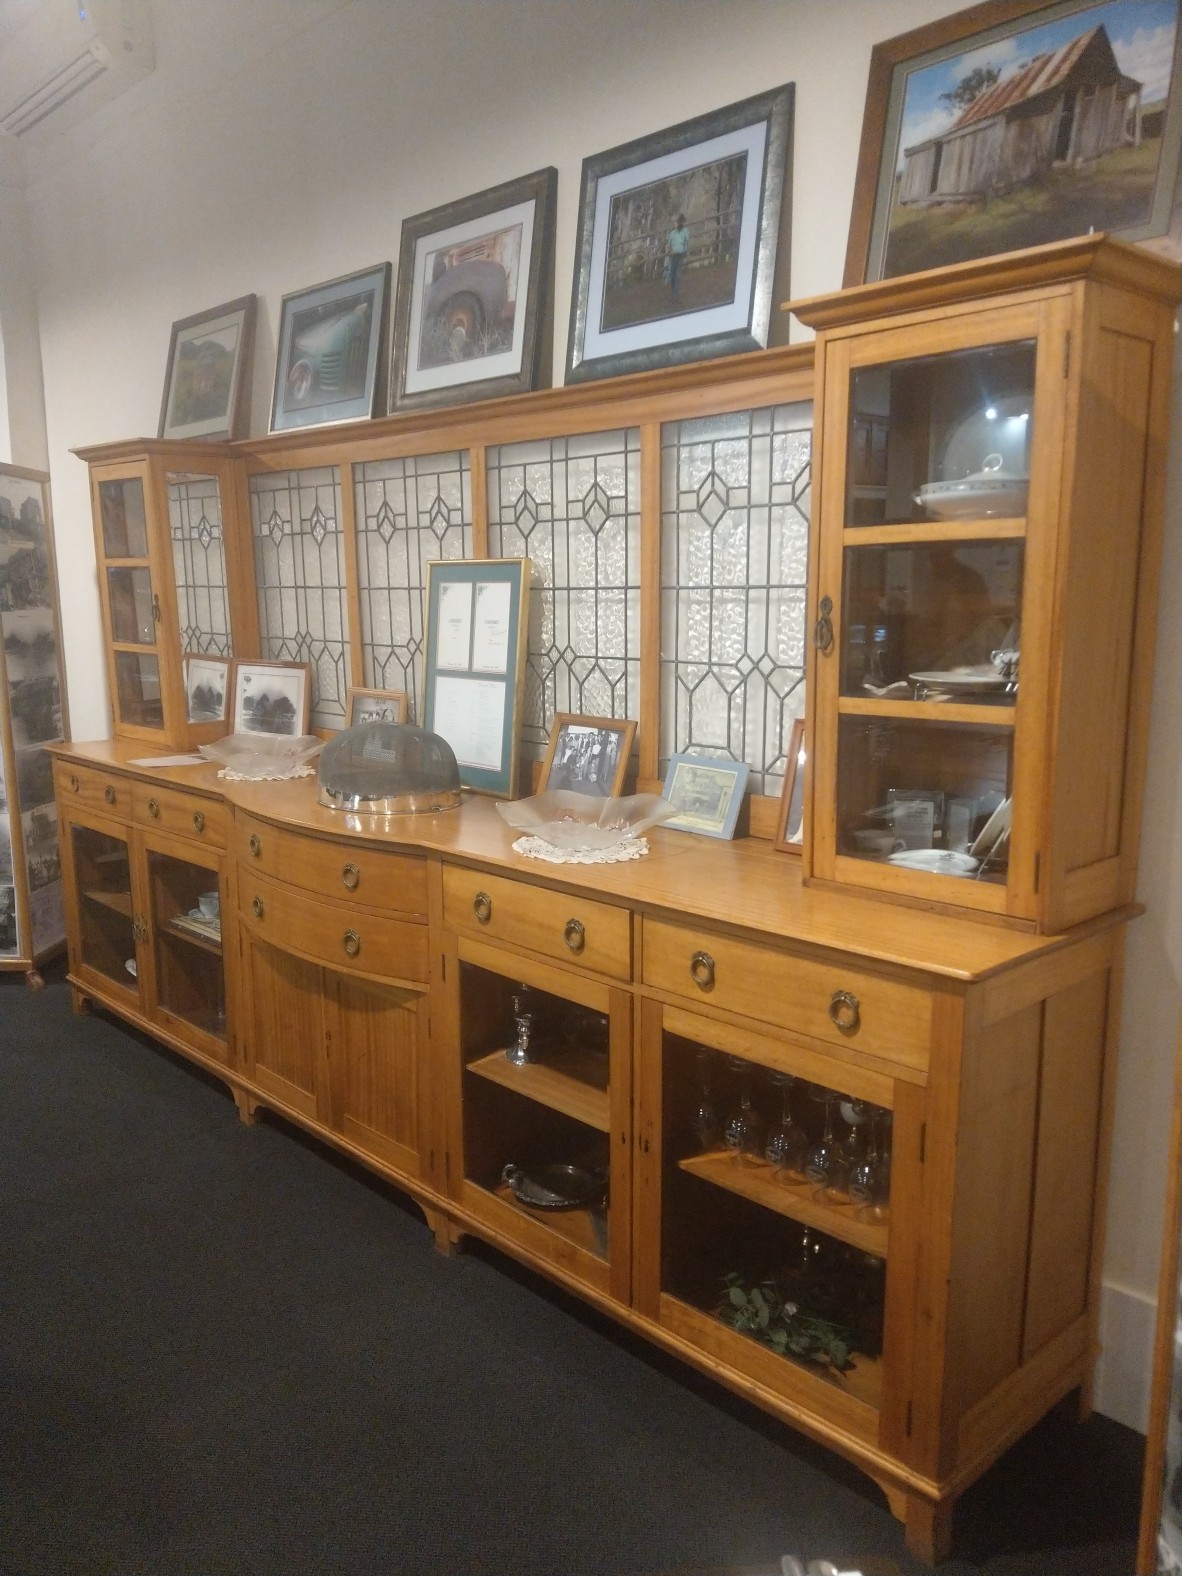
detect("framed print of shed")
[159,295,256,442]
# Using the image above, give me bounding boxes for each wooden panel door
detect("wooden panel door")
[325,971,426,1180]
[239,929,326,1120]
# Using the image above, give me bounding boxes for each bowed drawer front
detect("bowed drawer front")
[641,916,932,1077]
[132,782,227,847]
[53,760,130,819]
[442,864,632,980]
[235,814,428,917]
[240,870,429,984]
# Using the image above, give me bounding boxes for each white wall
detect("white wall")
[4,0,1179,1429]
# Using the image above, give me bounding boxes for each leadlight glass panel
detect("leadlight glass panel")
[353,451,472,722]
[487,429,641,763]
[248,467,349,730]
[168,474,231,656]
[660,403,812,797]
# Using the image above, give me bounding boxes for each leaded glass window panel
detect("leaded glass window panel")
[353,451,472,722]
[660,403,812,797]
[487,429,641,763]
[248,467,349,730]
[168,474,230,656]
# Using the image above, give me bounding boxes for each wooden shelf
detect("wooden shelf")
[678,1150,889,1259]
[493,1182,609,1260]
[82,887,133,917]
[467,1045,610,1132]
[838,695,1015,727]
[160,915,223,955]
[842,516,1026,547]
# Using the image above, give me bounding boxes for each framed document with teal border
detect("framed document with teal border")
[423,558,531,795]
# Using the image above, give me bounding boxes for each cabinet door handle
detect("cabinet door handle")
[343,929,361,959]
[252,896,265,919]
[69,774,79,792]
[473,891,492,924]
[690,950,715,991]
[132,915,147,943]
[192,811,205,834]
[813,595,834,655]
[341,862,360,891]
[563,917,586,954]
[151,593,161,624]
[829,989,861,1033]
[147,797,160,818]
[104,785,116,805]
[248,834,261,858]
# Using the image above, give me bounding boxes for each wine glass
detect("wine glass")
[848,1107,890,1222]
[765,1071,809,1181]
[504,987,536,1066]
[805,1087,850,1201]
[723,1057,765,1166]
[690,1047,721,1151]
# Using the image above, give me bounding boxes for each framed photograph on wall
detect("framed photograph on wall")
[345,686,409,727]
[390,167,558,413]
[423,558,530,796]
[232,660,312,736]
[661,753,749,839]
[844,0,1182,286]
[184,653,231,724]
[538,713,636,798]
[772,717,806,853]
[566,84,794,383]
[270,263,391,432]
[158,295,256,441]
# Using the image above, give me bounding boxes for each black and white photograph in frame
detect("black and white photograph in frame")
[22,802,61,891]
[29,879,64,954]
[661,753,749,839]
[0,884,16,956]
[345,686,410,727]
[538,714,636,798]
[14,744,54,813]
[185,653,231,724]
[232,661,311,736]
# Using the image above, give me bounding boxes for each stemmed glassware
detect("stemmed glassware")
[805,1086,850,1201]
[504,986,536,1066]
[690,1047,721,1151]
[849,1108,892,1222]
[765,1071,809,1182]
[723,1057,765,1166]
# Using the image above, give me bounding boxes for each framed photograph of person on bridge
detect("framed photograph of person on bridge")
[565,84,795,383]
[845,0,1182,286]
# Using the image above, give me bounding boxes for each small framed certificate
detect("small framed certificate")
[423,558,531,795]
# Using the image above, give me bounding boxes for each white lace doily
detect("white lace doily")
[217,764,317,782]
[512,835,650,864]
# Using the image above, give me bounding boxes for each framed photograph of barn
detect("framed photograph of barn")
[158,295,256,441]
[845,0,1182,285]
[390,168,558,413]
[270,263,391,432]
[565,84,794,383]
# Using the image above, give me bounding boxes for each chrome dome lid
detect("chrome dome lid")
[316,721,462,814]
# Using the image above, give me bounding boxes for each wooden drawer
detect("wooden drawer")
[54,759,130,819]
[642,917,932,1076]
[442,864,631,981]
[132,782,227,847]
[235,814,427,918]
[239,870,428,984]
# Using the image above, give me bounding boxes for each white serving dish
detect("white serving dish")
[886,848,979,876]
[496,790,679,850]
[915,453,1028,520]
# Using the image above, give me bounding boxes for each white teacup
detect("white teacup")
[851,829,904,858]
[197,891,220,919]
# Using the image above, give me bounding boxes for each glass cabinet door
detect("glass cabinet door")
[144,843,226,1053]
[98,474,164,733]
[69,822,138,994]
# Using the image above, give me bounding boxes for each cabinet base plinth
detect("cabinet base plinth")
[233,1087,261,1126]
[423,1206,466,1255]
[903,1491,954,1565]
[71,985,92,1016]
[25,969,45,991]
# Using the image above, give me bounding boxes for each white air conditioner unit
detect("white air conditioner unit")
[0,0,154,142]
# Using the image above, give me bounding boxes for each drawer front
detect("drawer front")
[239,871,428,983]
[442,865,631,981]
[54,760,130,819]
[132,782,227,847]
[235,814,427,917]
[642,918,931,1074]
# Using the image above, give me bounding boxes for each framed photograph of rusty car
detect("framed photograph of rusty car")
[270,263,391,432]
[845,0,1182,286]
[389,167,558,413]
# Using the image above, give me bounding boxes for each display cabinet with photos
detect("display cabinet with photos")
[0,464,70,982]
[796,237,1179,932]
[76,441,260,748]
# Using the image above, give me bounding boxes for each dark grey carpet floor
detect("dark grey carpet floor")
[0,965,1144,1576]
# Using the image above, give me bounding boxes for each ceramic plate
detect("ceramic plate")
[969,797,1012,860]
[886,848,979,876]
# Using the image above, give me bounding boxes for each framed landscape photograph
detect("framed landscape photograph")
[158,295,256,441]
[538,713,636,798]
[566,84,794,382]
[232,660,311,736]
[661,753,749,840]
[270,263,391,432]
[390,167,558,412]
[845,0,1182,285]
[345,686,409,727]
[184,653,231,724]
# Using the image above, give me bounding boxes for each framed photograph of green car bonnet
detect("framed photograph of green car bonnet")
[845,0,1182,286]
[390,167,558,413]
[158,295,256,441]
[566,84,794,382]
[270,263,391,432]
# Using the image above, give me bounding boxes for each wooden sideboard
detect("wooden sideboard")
[52,736,1130,1562]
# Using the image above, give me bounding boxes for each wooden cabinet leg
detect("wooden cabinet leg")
[71,985,92,1016]
[25,969,45,991]
[904,1491,954,1564]
[422,1206,465,1256]
[232,1087,261,1126]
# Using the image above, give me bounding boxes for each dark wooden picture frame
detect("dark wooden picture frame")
[231,659,312,737]
[271,263,391,432]
[158,295,256,441]
[538,713,636,798]
[390,167,558,413]
[772,716,806,853]
[845,0,1182,286]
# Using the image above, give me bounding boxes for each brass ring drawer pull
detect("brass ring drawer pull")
[473,891,492,924]
[252,896,265,919]
[343,929,361,959]
[69,774,79,792]
[690,950,715,991]
[342,863,360,891]
[147,798,160,818]
[563,918,585,954]
[192,811,205,834]
[248,834,261,858]
[829,989,861,1033]
[104,785,116,805]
